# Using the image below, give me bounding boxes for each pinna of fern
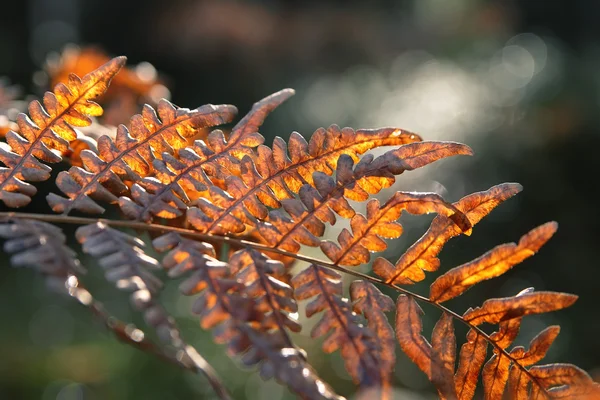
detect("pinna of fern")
[0,55,598,400]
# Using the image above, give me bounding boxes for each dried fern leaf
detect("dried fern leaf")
[0,219,83,282]
[0,57,125,208]
[293,265,384,389]
[154,234,341,399]
[177,125,420,226]
[321,191,469,266]
[463,290,578,326]
[454,329,487,400]
[429,222,557,303]
[76,222,185,344]
[431,313,458,399]
[350,281,396,395]
[374,182,523,284]
[482,353,511,399]
[117,89,294,221]
[511,326,560,367]
[48,99,237,214]
[253,141,471,253]
[394,296,436,385]
[229,248,301,337]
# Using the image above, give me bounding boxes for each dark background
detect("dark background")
[0,1,599,399]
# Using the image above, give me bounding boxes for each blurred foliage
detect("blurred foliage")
[1,0,599,399]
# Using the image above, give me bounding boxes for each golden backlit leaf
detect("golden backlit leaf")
[293,265,383,388]
[350,281,396,394]
[429,222,558,303]
[395,295,432,379]
[375,183,522,285]
[512,325,560,367]
[48,100,237,214]
[489,317,522,350]
[0,57,125,207]
[258,141,471,254]
[463,291,578,326]
[454,329,487,400]
[322,191,469,266]
[482,353,511,400]
[431,313,458,399]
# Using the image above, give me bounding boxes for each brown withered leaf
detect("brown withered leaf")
[454,329,487,400]
[155,236,341,399]
[463,291,578,326]
[0,57,125,208]
[431,313,458,399]
[173,125,420,229]
[350,281,396,394]
[257,141,471,254]
[430,222,558,302]
[506,365,529,400]
[482,353,511,399]
[489,317,522,350]
[395,295,433,379]
[293,265,383,388]
[121,89,293,222]
[48,100,237,214]
[374,183,522,285]
[322,191,469,266]
[511,325,560,367]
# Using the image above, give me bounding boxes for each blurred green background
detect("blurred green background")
[1,0,599,399]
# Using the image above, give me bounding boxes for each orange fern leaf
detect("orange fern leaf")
[293,265,384,389]
[454,329,487,400]
[254,141,471,253]
[374,182,523,284]
[0,57,125,207]
[47,99,237,214]
[154,234,341,399]
[429,222,557,303]
[463,290,578,326]
[321,191,469,266]
[350,281,396,395]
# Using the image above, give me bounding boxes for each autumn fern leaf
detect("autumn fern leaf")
[349,281,396,395]
[47,99,237,214]
[0,57,125,208]
[75,223,185,344]
[293,265,386,390]
[229,249,301,334]
[429,222,558,303]
[0,219,83,282]
[253,141,471,254]
[454,329,487,400]
[321,191,469,266]
[117,89,294,222]
[154,233,341,399]
[375,182,523,284]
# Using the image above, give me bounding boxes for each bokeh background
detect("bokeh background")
[1,0,599,399]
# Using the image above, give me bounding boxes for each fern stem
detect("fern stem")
[65,276,232,400]
[0,211,547,396]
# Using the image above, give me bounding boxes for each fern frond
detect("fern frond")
[117,89,294,221]
[292,265,385,390]
[429,222,557,303]
[75,223,183,344]
[0,57,125,208]
[253,141,471,253]
[0,219,84,281]
[321,191,469,266]
[349,281,396,396]
[47,99,237,214]
[154,233,342,399]
[0,218,230,398]
[374,182,523,284]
